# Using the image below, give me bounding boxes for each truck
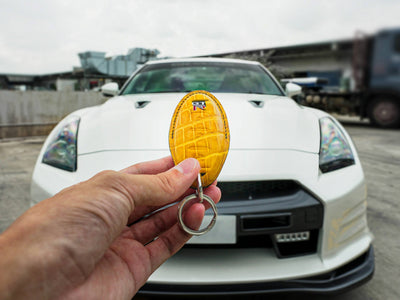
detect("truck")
[282,28,400,128]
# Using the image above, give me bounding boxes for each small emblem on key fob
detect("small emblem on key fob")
[192,100,206,111]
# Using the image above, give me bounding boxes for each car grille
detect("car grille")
[187,182,323,258]
[218,180,300,201]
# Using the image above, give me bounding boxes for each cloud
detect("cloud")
[0,0,399,74]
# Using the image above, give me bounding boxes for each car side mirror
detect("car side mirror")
[101,82,119,97]
[285,83,302,98]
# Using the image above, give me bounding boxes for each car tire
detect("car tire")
[368,97,400,128]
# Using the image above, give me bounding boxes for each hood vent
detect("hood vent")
[135,101,151,109]
[248,100,264,108]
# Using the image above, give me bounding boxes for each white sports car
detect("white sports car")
[31,58,374,295]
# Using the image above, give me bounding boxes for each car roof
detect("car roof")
[144,57,262,66]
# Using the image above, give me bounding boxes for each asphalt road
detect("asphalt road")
[0,120,399,300]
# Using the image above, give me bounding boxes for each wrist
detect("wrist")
[0,215,58,299]
[0,232,25,299]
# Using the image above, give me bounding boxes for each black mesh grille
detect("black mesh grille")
[218,180,300,201]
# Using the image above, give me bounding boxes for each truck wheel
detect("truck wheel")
[368,97,400,128]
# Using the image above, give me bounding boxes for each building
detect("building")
[203,37,356,91]
[0,38,361,92]
[0,48,160,91]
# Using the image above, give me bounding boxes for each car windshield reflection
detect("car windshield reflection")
[121,62,283,96]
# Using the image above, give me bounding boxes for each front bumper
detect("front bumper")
[31,148,373,296]
[193,181,324,258]
[139,246,374,296]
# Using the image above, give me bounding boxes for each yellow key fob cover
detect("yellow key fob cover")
[169,90,230,187]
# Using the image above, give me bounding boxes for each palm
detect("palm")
[0,157,220,300]
[60,199,207,300]
[61,228,151,299]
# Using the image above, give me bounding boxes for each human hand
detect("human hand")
[0,157,221,300]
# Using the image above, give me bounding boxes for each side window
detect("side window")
[393,34,400,53]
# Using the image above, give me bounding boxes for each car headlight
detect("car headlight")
[319,117,355,173]
[42,115,80,172]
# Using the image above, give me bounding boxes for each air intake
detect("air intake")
[218,180,300,201]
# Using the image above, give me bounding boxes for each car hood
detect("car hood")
[78,93,320,154]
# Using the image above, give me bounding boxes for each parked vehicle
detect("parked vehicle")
[31,57,374,296]
[283,28,400,128]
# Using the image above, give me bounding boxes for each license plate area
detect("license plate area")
[187,215,236,244]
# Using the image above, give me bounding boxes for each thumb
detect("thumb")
[125,158,200,208]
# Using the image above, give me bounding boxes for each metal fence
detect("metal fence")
[0,91,106,138]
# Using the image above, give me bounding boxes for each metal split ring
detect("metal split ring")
[177,174,218,236]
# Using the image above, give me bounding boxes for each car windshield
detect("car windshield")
[121,61,284,96]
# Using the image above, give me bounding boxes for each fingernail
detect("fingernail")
[174,158,199,174]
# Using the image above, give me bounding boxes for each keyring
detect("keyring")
[177,174,218,236]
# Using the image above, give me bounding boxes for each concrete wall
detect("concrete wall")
[0,91,107,138]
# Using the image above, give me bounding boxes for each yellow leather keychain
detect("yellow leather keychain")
[169,90,230,235]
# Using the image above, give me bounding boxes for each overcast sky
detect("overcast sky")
[1,0,400,74]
